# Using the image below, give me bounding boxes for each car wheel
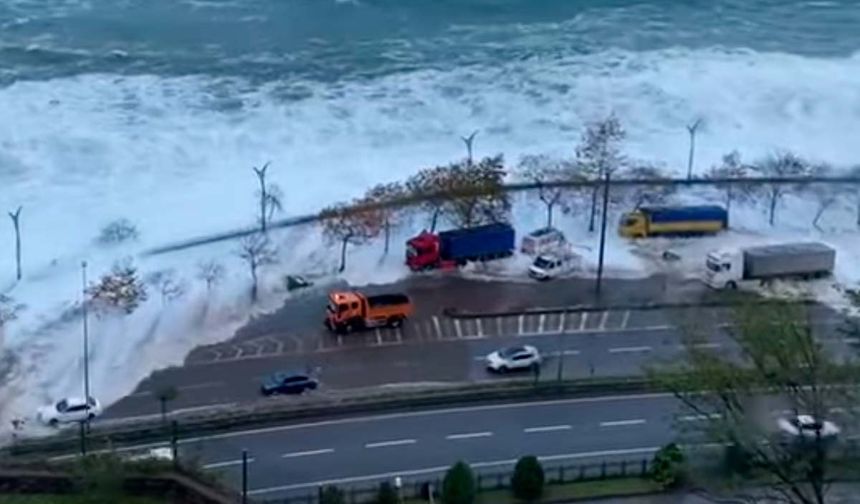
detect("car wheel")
[49,418,59,427]
[87,413,95,421]
[498,366,508,374]
[726,281,737,290]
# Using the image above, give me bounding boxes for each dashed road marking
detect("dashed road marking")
[454,319,463,339]
[477,318,484,337]
[621,311,631,329]
[678,414,722,422]
[365,439,417,449]
[282,448,335,459]
[609,346,652,353]
[375,329,383,345]
[538,314,546,333]
[496,317,503,336]
[446,431,493,440]
[203,457,256,469]
[600,419,646,427]
[432,316,442,339]
[558,312,566,332]
[524,425,572,434]
[579,313,588,331]
[518,315,525,335]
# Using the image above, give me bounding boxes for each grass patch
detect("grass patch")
[404,477,661,503]
[0,496,162,504]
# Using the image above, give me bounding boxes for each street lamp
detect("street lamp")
[81,261,90,405]
[595,172,611,296]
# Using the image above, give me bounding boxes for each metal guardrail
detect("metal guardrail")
[144,175,860,256]
[261,457,654,504]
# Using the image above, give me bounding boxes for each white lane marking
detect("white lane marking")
[518,315,524,335]
[599,311,609,330]
[169,392,674,446]
[454,319,463,339]
[579,313,588,331]
[600,419,646,427]
[609,346,652,353]
[538,314,546,333]
[548,350,581,357]
[282,448,335,459]
[844,337,860,344]
[336,334,343,347]
[395,329,403,343]
[375,329,383,345]
[558,312,565,332]
[477,318,484,337]
[365,439,417,449]
[621,310,631,329]
[247,446,661,495]
[446,431,493,440]
[496,317,502,336]
[524,425,572,433]
[689,343,721,350]
[203,457,256,469]
[679,414,722,422]
[432,316,442,339]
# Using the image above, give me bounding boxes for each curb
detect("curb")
[442,297,818,319]
[6,377,656,458]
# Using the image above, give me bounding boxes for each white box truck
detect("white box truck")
[704,242,835,290]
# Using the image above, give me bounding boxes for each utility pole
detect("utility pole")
[595,172,611,296]
[242,449,249,504]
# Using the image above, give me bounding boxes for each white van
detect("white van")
[520,227,566,256]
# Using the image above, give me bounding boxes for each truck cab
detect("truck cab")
[325,291,413,333]
[619,212,647,238]
[704,249,742,289]
[405,231,446,271]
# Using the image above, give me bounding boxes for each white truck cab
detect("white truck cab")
[529,250,581,280]
[704,248,742,289]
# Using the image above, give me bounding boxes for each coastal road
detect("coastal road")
[103,302,857,420]
[167,393,858,500]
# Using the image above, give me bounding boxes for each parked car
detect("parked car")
[37,396,102,426]
[521,227,566,257]
[777,414,840,440]
[485,345,542,373]
[261,372,319,396]
[126,447,174,462]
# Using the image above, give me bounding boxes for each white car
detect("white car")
[486,345,542,373]
[37,396,102,426]
[126,447,174,462]
[777,414,840,440]
[529,251,581,281]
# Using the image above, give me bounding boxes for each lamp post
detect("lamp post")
[595,172,611,296]
[82,261,90,405]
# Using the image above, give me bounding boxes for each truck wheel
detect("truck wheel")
[497,366,508,374]
[388,317,403,328]
[726,281,737,290]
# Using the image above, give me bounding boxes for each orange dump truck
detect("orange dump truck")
[324,290,414,333]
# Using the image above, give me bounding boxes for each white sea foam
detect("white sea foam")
[2,45,860,437]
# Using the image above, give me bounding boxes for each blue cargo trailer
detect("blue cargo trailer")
[439,223,515,263]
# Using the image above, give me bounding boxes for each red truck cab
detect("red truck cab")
[405,231,455,271]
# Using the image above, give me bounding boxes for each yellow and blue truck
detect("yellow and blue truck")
[618,205,728,238]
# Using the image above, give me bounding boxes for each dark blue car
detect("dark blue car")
[261,372,319,396]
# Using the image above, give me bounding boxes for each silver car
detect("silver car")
[486,345,542,373]
[777,414,840,440]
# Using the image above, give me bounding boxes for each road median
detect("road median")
[6,376,658,458]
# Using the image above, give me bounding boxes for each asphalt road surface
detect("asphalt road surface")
[102,296,857,420]
[165,393,858,500]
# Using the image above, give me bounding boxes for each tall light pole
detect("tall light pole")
[81,261,90,404]
[595,172,611,296]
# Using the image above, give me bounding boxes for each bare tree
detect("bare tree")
[320,203,383,272]
[803,165,848,231]
[86,259,148,315]
[236,233,277,302]
[750,152,813,226]
[363,182,406,255]
[461,130,478,165]
[686,118,704,180]
[575,115,626,232]
[617,164,676,209]
[97,218,139,245]
[8,206,21,281]
[440,155,510,228]
[517,155,572,228]
[704,151,753,217]
[196,260,225,292]
[0,295,24,327]
[252,162,282,233]
[406,165,453,232]
[145,269,187,306]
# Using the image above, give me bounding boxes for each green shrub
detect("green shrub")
[376,481,399,504]
[442,461,476,504]
[651,443,686,489]
[511,455,545,501]
[319,485,345,504]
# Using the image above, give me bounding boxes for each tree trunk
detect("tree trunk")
[430,208,439,232]
[250,265,258,302]
[686,130,696,180]
[383,220,390,255]
[588,186,599,232]
[9,207,21,281]
[725,187,733,217]
[254,166,268,233]
[813,203,829,231]
[546,202,554,228]
[768,190,779,226]
[339,238,348,272]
